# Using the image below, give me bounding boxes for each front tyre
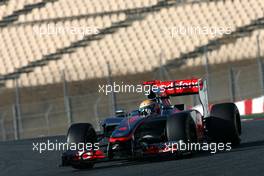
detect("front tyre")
[66,123,97,169]
[166,112,197,155]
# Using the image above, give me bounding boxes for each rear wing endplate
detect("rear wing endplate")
[198,79,209,117]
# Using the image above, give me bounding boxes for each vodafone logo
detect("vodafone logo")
[176,80,199,89]
[165,80,199,91]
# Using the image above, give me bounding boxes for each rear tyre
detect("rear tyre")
[67,123,97,169]
[207,103,241,146]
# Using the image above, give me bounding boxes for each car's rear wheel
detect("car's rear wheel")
[207,103,241,146]
[66,123,97,169]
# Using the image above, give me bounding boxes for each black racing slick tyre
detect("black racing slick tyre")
[67,123,97,144]
[66,123,97,169]
[166,112,197,155]
[207,103,241,146]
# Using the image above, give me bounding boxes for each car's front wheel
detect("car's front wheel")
[166,112,197,155]
[66,123,97,169]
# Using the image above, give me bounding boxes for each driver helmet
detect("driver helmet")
[139,99,160,117]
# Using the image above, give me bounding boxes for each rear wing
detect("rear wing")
[143,78,210,117]
[143,78,201,97]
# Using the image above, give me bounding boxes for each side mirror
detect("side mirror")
[115,109,126,118]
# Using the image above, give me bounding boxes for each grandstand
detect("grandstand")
[0,0,263,140]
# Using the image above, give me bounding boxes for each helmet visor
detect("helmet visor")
[139,104,155,116]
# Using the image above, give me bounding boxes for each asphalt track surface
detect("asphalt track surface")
[1,120,264,176]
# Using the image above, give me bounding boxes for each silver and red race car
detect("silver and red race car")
[61,78,241,169]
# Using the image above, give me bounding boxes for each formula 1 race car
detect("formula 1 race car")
[61,78,241,169]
